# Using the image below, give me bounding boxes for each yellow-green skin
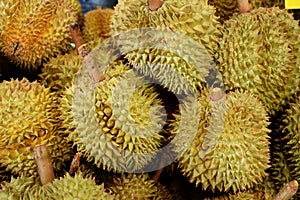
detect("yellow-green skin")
[208,0,285,23]
[0,78,72,177]
[111,0,221,56]
[39,50,82,94]
[174,90,270,193]
[83,7,114,45]
[0,0,82,69]
[282,95,300,196]
[109,173,173,200]
[216,7,300,115]
[60,61,166,172]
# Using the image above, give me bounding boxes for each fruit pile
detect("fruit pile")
[0,0,299,199]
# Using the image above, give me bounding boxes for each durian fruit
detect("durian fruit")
[42,173,116,200]
[108,173,174,200]
[39,50,82,94]
[82,6,114,45]
[0,0,82,69]
[281,95,300,196]
[0,78,72,177]
[173,90,270,193]
[0,175,48,200]
[216,7,300,115]
[60,60,167,172]
[111,0,221,56]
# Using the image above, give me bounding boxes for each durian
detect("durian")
[173,90,270,193]
[61,60,167,172]
[82,6,114,45]
[108,173,174,200]
[111,0,221,56]
[39,50,82,94]
[0,78,72,177]
[216,7,300,115]
[281,94,300,196]
[0,0,82,69]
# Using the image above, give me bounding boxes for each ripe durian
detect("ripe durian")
[111,0,221,56]
[173,90,270,193]
[0,0,82,69]
[39,50,82,94]
[281,95,300,196]
[60,60,167,172]
[216,7,300,115]
[82,6,114,45]
[44,173,115,200]
[0,78,72,177]
[109,173,174,200]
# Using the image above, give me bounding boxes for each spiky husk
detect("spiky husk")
[0,0,82,69]
[173,90,270,193]
[39,50,82,94]
[43,173,115,200]
[282,95,300,196]
[216,7,300,115]
[60,60,167,172]
[109,173,173,200]
[82,6,114,44]
[0,78,72,177]
[111,0,221,56]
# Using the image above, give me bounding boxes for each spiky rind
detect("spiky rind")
[0,78,72,177]
[216,7,300,115]
[39,50,82,93]
[174,90,270,193]
[0,0,82,69]
[82,6,114,44]
[111,0,221,56]
[109,173,173,200]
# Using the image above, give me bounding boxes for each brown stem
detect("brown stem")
[272,180,298,200]
[34,144,55,185]
[70,22,84,55]
[152,168,164,183]
[69,152,83,175]
[237,0,250,13]
[210,88,226,102]
[148,0,163,11]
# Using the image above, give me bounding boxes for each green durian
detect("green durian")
[43,173,115,200]
[82,6,114,45]
[0,78,72,177]
[108,173,174,200]
[0,0,82,69]
[216,7,300,115]
[111,0,221,56]
[39,50,82,94]
[60,60,167,172]
[281,95,300,196]
[173,90,270,193]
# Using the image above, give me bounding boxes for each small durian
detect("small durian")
[44,173,115,200]
[0,0,82,69]
[216,7,300,115]
[60,60,166,172]
[111,0,221,56]
[108,173,174,200]
[82,6,114,45]
[173,90,270,193]
[0,78,72,177]
[39,50,82,94]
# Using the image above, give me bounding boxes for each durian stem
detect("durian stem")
[272,180,298,200]
[237,0,250,13]
[152,168,164,183]
[69,152,82,175]
[148,0,163,11]
[69,22,84,55]
[34,144,55,185]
